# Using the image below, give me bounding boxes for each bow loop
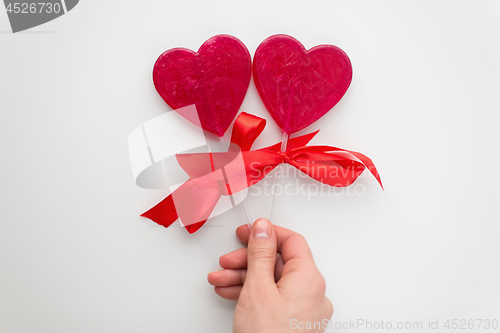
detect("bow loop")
[230,112,266,151]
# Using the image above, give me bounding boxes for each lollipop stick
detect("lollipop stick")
[218,136,253,230]
[269,131,289,221]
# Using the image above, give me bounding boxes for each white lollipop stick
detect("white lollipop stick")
[218,135,253,230]
[269,131,289,221]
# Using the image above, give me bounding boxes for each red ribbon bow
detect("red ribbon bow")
[141,112,383,233]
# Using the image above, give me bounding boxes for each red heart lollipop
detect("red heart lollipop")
[253,35,352,135]
[153,35,252,137]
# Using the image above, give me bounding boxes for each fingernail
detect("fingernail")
[252,218,272,240]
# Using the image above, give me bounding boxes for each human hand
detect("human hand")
[207,218,333,333]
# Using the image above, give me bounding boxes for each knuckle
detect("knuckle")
[249,247,275,261]
[312,273,327,294]
[318,275,327,290]
[324,297,334,318]
[297,233,307,243]
[292,233,308,246]
[291,234,313,255]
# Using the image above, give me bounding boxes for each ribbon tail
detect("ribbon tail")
[141,194,178,228]
[185,220,207,234]
[140,193,216,233]
[182,189,221,233]
[141,149,230,232]
[346,150,383,189]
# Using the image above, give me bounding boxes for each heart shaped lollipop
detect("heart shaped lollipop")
[253,34,352,135]
[153,35,252,137]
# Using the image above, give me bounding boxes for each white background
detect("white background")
[1,1,500,332]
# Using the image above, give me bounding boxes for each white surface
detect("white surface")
[142,105,205,163]
[1,1,500,332]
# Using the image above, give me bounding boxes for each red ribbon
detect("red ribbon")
[141,112,383,233]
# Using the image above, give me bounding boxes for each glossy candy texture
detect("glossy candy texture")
[153,35,252,137]
[253,35,353,135]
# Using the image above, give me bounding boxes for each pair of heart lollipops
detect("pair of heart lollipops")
[153,34,352,139]
[145,34,382,233]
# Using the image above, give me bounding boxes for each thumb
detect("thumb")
[245,218,277,290]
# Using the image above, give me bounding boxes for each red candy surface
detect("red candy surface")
[253,35,353,135]
[153,35,252,137]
